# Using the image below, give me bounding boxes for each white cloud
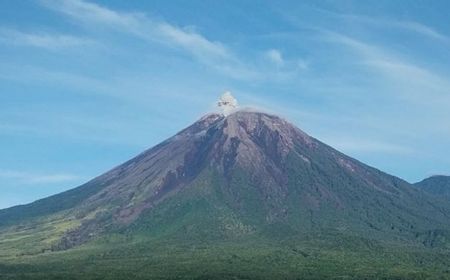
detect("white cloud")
[396,21,449,42]
[42,0,231,61]
[0,64,113,94]
[0,169,80,184]
[41,0,143,29]
[0,28,93,49]
[317,10,450,43]
[364,59,450,95]
[323,31,450,105]
[41,0,231,63]
[40,0,303,82]
[265,49,284,66]
[157,23,230,60]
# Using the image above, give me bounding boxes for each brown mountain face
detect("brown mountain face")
[59,111,311,229]
[1,111,450,250]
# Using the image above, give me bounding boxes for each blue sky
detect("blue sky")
[1,0,450,209]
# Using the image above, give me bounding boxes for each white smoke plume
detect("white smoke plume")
[217,91,238,116]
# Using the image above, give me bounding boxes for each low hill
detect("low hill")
[415,175,450,199]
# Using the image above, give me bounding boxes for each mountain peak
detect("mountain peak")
[217,91,238,116]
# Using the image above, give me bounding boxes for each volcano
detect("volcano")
[1,109,450,279]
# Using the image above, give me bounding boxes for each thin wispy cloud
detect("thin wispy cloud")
[265,49,284,66]
[157,23,230,60]
[41,0,231,61]
[324,137,412,155]
[41,0,144,31]
[40,0,241,74]
[0,28,93,49]
[0,169,80,184]
[0,64,113,95]
[396,21,449,42]
[322,31,450,105]
[264,12,449,161]
[311,7,450,43]
[39,0,303,81]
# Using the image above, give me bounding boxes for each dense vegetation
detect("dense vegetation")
[1,169,450,279]
[2,230,450,280]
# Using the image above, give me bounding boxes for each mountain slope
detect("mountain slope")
[415,175,450,199]
[1,111,450,279]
